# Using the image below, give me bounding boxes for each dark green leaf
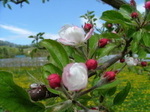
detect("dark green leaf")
[100,10,132,27]
[99,80,120,90]
[25,0,30,4]
[137,47,147,58]
[119,4,134,19]
[7,4,12,9]
[96,43,118,58]
[43,63,62,76]
[0,71,45,112]
[40,39,69,69]
[113,82,131,105]
[142,32,150,46]
[132,29,142,41]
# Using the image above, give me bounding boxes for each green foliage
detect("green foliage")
[113,82,131,105]
[40,39,70,69]
[0,71,45,112]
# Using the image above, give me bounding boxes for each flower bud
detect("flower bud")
[131,12,138,18]
[130,0,136,7]
[86,59,98,70]
[28,84,58,101]
[47,74,61,89]
[120,58,125,63]
[145,1,150,10]
[125,57,138,66]
[98,38,110,48]
[83,23,93,32]
[141,61,148,67]
[62,63,88,91]
[104,71,116,82]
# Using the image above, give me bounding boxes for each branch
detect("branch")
[98,0,129,9]
[10,0,27,4]
[89,38,133,78]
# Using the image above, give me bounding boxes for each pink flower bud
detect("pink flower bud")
[145,1,150,10]
[85,59,98,70]
[62,63,88,91]
[83,23,93,32]
[107,23,112,28]
[130,0,136,7]
[47,74,61,89]
[104,71,116,82]
[141,61,148,67]
[98,38,110,48]
[120,58,125,63]
[131,12,138,18]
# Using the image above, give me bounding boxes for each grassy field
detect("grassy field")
[0,65,150,112]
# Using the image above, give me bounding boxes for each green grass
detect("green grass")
[0,65,150,112]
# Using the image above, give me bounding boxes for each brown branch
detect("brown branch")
[98,0,129,9]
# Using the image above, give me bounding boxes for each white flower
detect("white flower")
[125,57,138,66]
[62,63,88,91]
[57,25,93,46]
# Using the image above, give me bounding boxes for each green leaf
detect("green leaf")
[113,82,131,105]
[99,80,120,90]
[142,32,150,46]
[100,10,132,27]
[100,32,120,39]
[132,29,142,41]
[40,39,70,69]
[43,63,62,76]
[137,47,147,58]
[96,43,118,58]
[25,0,30,4]
[7,4,12,10]
[89,34,100,58]
[0,71,45,112]
[119,4,134,19]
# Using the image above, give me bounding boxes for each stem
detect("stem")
[73,100,89,112]
[77,78,107,97]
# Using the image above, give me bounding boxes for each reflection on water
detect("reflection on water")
[0,57,48,67]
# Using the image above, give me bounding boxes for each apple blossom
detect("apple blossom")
[57,25,94,46]
[98,38,110,48]
[104,71,116,82]
[85,59,98,70]
[62,63,88,91]
[47,74,61,89]
[125,57,138,66]
[141,61,148,67]
[145,1,150,10]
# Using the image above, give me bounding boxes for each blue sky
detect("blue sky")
[0,0,145,45]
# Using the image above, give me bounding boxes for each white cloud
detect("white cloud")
[0,24,59,44]
[137,3,145,13]
[0,24,35,35]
